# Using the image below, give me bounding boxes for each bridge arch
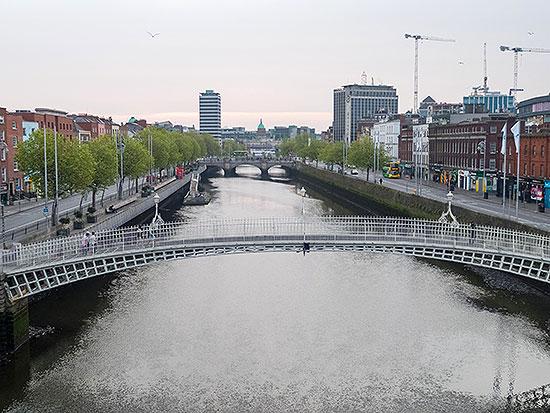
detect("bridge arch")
[3,217,550,301]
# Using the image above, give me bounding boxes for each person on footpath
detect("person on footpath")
[89,232,97,255]
[81,232,90,255]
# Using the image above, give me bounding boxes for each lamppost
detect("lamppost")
[438,191,459,227]
[299,187,307,253]
[117,133,125,200]
[477,140,488,199]
[42,117,49,232]
[151,193,163,227]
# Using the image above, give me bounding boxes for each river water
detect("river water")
[3,171,550,412]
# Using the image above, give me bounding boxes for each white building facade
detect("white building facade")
[412,124,429,180]
[371,119,400,160]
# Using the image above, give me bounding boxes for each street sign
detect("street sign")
[43,206,49,216]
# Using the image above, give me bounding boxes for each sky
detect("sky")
[1,0,549,131]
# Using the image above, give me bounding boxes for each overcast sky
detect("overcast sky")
[2,0,549,131]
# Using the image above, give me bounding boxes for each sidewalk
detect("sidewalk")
[316,163,550,233]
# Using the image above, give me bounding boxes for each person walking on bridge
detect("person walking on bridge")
[469,223,477,245]
[81,232,90,255]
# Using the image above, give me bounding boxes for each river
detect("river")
[2,170,550,412]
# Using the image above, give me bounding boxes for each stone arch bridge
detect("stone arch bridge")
[199,158,295,178]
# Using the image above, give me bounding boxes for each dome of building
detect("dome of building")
[257,118,265,130]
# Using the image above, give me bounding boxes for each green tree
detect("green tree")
[86,135,118,207]
[123,138,152,191]
[222,139,246,156]
[319,142,344,169]
[16,129,94,222]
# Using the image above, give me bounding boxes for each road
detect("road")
[313,162,550,233]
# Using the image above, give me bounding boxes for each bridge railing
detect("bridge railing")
[1,217,548,272]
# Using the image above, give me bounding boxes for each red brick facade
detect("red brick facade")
[505,122,550,180]
[0,108,24,198]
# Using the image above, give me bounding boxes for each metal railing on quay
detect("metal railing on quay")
[2,216,549,272]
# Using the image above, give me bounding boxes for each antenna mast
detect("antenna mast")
[361,71,368,85]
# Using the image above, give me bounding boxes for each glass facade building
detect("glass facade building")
[199,90,221,138]
[333,84,398,143]
[463,93,515,114]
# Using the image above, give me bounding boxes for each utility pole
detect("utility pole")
[42,116,49,233]
[52,123,59,226]
[117,132,125,200]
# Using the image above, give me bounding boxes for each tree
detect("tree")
[222,139,246,156]
[16,129,94,223]
[319,142,343,169]
[86,135,118,207]
[347,135,389,181]
[123,138,152,190]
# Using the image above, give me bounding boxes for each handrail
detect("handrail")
[2,216,549,272]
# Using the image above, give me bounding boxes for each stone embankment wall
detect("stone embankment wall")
[296,164,546,235]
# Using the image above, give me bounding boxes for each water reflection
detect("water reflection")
[2,176,550,412]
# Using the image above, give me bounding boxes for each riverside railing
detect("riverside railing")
[2,216,549,272]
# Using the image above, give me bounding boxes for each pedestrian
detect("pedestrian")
[81,232,90,255]
[89,232,97,254]
[379,178,383,185]
[469,222,477,245]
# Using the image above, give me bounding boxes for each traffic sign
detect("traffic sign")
[43,206,49,216]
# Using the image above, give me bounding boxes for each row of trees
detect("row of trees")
[278,133,389,177]
[16,127,220,222]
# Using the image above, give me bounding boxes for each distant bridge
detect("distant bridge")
[199,158,295,177]
[2,216,549,301]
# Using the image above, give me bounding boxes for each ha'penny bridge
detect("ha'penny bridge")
[1,214,550,409]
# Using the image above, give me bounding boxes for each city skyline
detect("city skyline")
[2,0,550,130]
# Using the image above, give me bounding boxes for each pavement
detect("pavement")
[313,162,550,233]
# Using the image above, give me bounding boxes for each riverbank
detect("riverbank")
[296,163,548,235]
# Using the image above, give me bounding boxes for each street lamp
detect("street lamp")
[151,193,163,226]
[477,140,488,199]
[438,191,459,227]
[299,187,306,215]
[299,187,307,254]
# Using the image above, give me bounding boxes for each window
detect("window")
[490,142,496,154]
[541,164,545,177]
[0,148,5,161]
[13,161,18,171]
[12,136,17,147]
[489,159,496,169]
[543,145,546,158]
[0,115,4,124]
[533,145,537,156]
[11,121,16,130]
[1,168,6,183]
[490,126,497,134]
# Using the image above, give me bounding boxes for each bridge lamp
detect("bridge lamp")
[151,193,164,227]
[299,187,306,215]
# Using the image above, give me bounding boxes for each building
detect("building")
[333,84,398,144]
[120,117,147,137]
[371,119,400,160]
[0,108,24,200]
[428,116,510,191]
[199,90,221,138]
[463,91,515,114]
[17,108,76,140]
[418,96,463,124]
[412,124,429,179]
[70,113,116,140]
[257,119,267,139]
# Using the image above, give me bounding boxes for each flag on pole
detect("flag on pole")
[500,123,507,155]
[511,121,521,154]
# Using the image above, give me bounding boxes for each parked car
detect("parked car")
[351,169,359,175]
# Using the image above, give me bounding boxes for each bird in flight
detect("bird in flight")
[147,31,160,38]
[528,31,535,36]
[458,61,464,65]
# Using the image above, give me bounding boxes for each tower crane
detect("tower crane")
[500,45,550,95]
[405,34,455,113]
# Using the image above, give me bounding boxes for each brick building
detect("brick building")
[0,108,24,201]
[428,116,511,191]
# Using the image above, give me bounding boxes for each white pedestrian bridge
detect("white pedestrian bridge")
[2,216,549,301]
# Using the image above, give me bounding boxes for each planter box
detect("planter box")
[73,221,84,230]
[56,228,71,237]
[86,214,97,223]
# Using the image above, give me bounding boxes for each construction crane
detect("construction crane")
[472,43,489,95]
[500,45,550,95]
[404,34,455,113]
